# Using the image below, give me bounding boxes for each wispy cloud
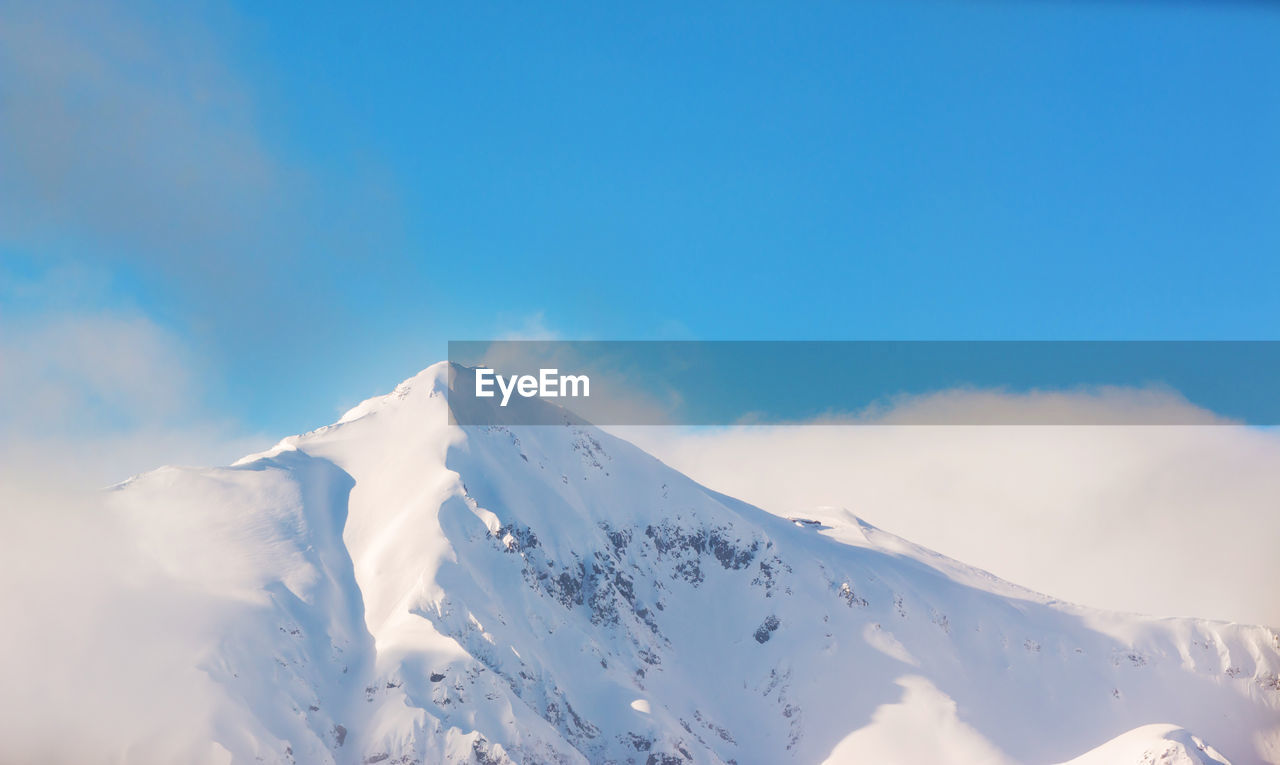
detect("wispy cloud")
[496,311,561,342]
[0,306,268,484]
[0,0,284,273]
[0,0,409,350]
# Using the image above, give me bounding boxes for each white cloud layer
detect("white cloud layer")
[0,304,271,762]
[0,309,267,484]
[613,389,1280,628]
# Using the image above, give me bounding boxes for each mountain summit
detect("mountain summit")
[99,363,1279,764]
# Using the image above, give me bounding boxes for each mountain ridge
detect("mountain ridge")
[92,362,1280,764]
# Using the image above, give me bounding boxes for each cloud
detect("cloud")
[0,0,409,355]
[828,385,1228,426]
[0,0,429,450]
[1,312,192,426]
[0,307,267,485]
[0,300,271,762]
[823,676,1015,765]
[496,311,562,342]
[0,0,284,271]
[0,255,270,762]
[0,476,230,764]
[612,388,1280,628]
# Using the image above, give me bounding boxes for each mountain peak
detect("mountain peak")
[101,367,1280,764]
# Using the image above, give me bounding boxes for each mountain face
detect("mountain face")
[99,363,1278,765]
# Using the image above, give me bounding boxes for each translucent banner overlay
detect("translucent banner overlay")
[447,341,1280,426]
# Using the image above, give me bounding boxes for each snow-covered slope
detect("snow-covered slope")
[96,363,1279,764]
[1061,724,1230,765]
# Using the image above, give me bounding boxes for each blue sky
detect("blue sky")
[2,0,1278,440]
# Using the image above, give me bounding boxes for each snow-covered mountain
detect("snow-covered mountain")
[98,363,1279,764]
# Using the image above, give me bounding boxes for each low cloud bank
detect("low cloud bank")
[614,389,1280,628]
[0,306,269,762]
